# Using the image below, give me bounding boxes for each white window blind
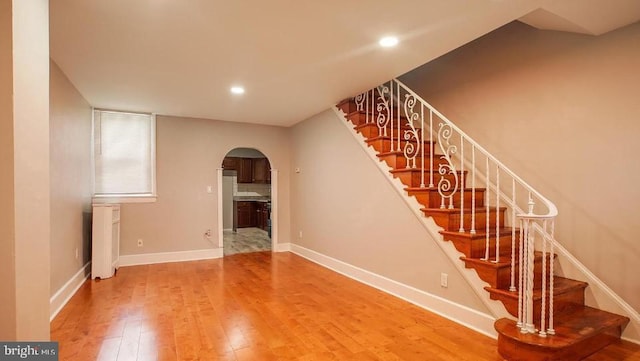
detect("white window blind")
[94,110,156,196]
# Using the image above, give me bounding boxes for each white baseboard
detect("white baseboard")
[119,248,223,267]
[50,262,91,321]
[290,244,498,338]
[274,242,291,252]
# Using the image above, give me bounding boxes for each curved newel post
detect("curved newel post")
[516,195,557,336]
[520,215,536,334]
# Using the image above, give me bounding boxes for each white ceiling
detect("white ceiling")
[518,0,640,35]
[49,1,640,127]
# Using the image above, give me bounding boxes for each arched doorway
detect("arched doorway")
[220,148,272,256]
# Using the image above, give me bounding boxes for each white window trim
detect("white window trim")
[91,108,157,203]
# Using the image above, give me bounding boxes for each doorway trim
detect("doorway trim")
[217,167,224,249]
[270,168,278,251]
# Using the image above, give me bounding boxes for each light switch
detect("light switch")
[206,185,212,193]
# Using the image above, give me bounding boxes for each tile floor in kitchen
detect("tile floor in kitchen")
[223,227,271,256]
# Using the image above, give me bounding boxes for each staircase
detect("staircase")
[336,80,630,361]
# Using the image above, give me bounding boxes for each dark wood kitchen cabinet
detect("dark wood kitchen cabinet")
[256,202,269,230]
[223,156,270,184]
[233,201,269,231]
[237,158,253,183]
[234,201,256,229]
[222,157,238,170]
[252,158,270,184]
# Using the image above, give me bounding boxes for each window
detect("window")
[93,109,156,201]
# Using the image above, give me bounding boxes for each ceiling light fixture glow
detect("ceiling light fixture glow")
[230,86,245,95]
[379,36,399,48]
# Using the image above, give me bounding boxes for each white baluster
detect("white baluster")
[420,104,425,188]
[522,194,537,334]
[364,91,368,124]
[493,166,500,263]
[539,219,548,337]
[483,157,490,260]
[517,223,524,328]
[389,82,394,150]
[509,179,516,292]
[368,89,373,124]
[429,110,434,188]
[525,219,536,334]
[459,138,465,232]
[397,81,401,152]
[548,220,556,335]
[372,88,375,125]
[470,146,476,234]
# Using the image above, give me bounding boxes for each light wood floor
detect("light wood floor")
[51,252,640,360]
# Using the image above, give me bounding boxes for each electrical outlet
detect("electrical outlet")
[204,229,212,238]
[137,239,143,247]
[75,247,79,260]
[299,230,303,238]
[440,273,448,288]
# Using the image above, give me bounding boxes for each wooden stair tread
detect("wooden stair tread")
[378,150,439,157]
[390,167,454,172]
[406,186,486,192]
[423,206,507,214]
[357,123,414,130]
[495,306,630,360]
[460,253,546,269]
[486,276,587,299]
[496,306,629,348]
[367,135,430,142]
[440,227,517,239]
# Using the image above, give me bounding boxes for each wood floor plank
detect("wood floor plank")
[51,251,640,360]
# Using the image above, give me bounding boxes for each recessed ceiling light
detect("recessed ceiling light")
[230,86,245,95]
[379,36,399,48]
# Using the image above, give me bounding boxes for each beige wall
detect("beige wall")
[0,0,51,340]
[49,60,92,296]
[289,109,488,313]
[400,21,640,311]
[120,115,291,255]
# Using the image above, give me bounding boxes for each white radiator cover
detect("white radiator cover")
[91,204,120,279]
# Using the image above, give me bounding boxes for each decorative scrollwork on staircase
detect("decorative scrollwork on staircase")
[403,94,421,169]
[338,78,631,360]
[355,92,366,112]
[376,86,390,137]
[437,123,459,209]
[338,79,632,360]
